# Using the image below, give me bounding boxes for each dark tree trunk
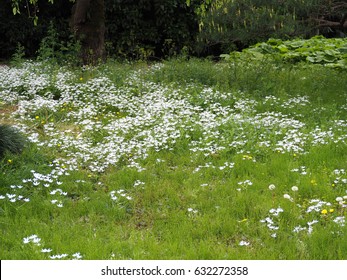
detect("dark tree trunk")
[71,0,105,65]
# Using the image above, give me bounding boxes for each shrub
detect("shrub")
[0,125,26,159]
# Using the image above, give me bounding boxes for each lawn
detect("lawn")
[1,39,347,259]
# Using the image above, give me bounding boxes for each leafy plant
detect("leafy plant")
[37,21,81,65]
[10,42,26,66]
[223,36,347,70]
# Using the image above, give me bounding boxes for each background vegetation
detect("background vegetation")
[195,0,347,54]
[1,0,346,60]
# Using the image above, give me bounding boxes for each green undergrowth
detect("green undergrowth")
[225,36,347,70]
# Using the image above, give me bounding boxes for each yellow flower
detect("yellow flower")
[35,116,40,120]
[310,179,317,186]
[7,159,12,164]
[321,209,328,215]
[79,77,83,81]
[329,209,334,213]
[243,155,253,160]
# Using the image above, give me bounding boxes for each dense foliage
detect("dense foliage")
[222,36,347,70]
[1,0,202,60]
[196,0,347,54]
[105,0,201,59]
[1,0,346,59]
[0,0,72,59]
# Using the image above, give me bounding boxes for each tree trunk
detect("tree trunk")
[71,0,105,65]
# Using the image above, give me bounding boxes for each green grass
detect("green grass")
[0,44,347,259]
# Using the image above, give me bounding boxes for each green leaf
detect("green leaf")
[314,55,324,63]
[323,55,336,63]
[324,49,339,56]
[306,56,316,63]
[277,45,288,53]
[220,54,230,60]
[338,47,347,54]
[267,38,282,46]
[287,41,304,49]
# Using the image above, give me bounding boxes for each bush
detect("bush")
[37,21,81,65]
[0,125,26,159]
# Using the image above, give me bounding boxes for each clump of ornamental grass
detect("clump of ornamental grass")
[0,125,26,159]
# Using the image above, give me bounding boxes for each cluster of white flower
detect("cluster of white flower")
[49,252,82,260]
[0,193,30,203]
[133,180,145,188]
[293,220,318,235]
[333,216,345,227]
[22,234,83,260]
[291,166,308,175]
[193,161,235,173]
[281,96,310,109]
[1,62,346,179]
[110,189,132,202]
[260,207,284,238]
[0,161,70,207]
[187,207,199,215]
[306,199,332,213]
[239,240,250,246]
[23,234,41,246]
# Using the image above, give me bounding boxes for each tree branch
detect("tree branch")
[316,18,347,28]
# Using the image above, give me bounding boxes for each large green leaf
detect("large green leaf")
[224,36,347,70]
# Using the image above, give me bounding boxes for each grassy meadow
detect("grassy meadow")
[1,39,347,259]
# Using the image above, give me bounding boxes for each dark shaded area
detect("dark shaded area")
[0,0,345,61]
[0,0,201,60]
[71,0,105,64]
[0,0,73,59]
[105,0,200,59]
